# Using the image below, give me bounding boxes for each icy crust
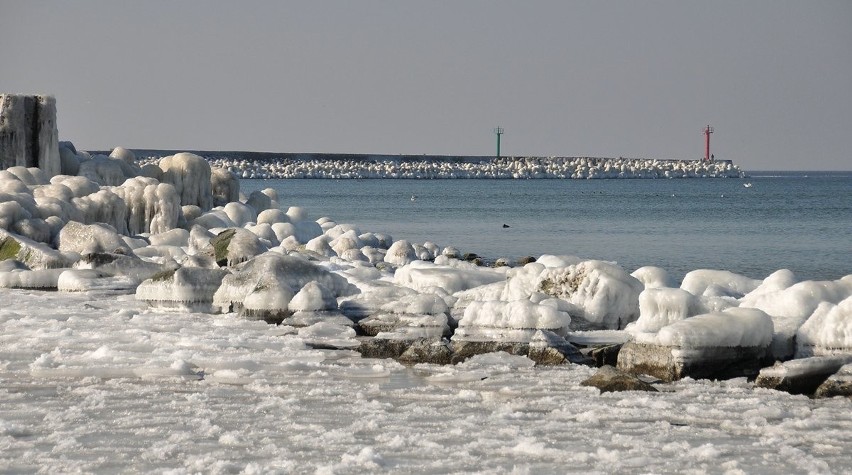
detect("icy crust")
[634,307,774,349]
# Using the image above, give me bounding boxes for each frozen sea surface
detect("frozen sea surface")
[1,288,850,474]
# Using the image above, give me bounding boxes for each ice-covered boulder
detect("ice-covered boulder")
[283,207,322,243]
[78,155,139,186]
[755,355,852,396]
[56,221,132,256]
[245,190,272,214]
[395,260,505,295]
[206,228,269,267]
[0,268,65,290]
[627,288,702,334]
[111,177,181,235]
[681,269,761,298]
[136,267,229,312]
[211,167,239,207]
[241,282,295,324]
[0,228,72,269]
[383,240,417,267]
[223,202,257,227]
[56,269,137,293]
[289,281,338,312]
[159,153,213,210]
[631,266,675,289]
[71,189,129,234]
[580,365,658,393]
[74,252,176,283]
[212,253,357,314]
[796,297,852,357]
[358,293,451,339]
[536,260,643,329]
[617,307,774,382]
[814,363,852,398]
[109,146,136,164]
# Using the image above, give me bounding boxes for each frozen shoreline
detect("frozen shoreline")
[0,142,849,473]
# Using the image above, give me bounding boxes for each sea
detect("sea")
[242,171,851,282]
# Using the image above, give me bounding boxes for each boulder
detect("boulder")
[617,308,774,382]
[755,356,852,395]
[581,365,658,393]
[136,266,229,312]
[814,363,852,399]
[0,228,72,269]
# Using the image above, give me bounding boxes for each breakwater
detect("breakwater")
[127,150,743,179]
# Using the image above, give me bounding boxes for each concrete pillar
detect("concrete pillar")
[0,94,61,177]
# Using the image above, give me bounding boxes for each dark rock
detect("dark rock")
[814,364,852,399]
[581,365,659,393]
[398,339,453,365]
[756,356,852,396]
[583,344,622,367]
[357,337,416,360]
[517,256,537,265]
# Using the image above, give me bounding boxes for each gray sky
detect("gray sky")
[2,1,850,170]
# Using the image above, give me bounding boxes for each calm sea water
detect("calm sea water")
[242,172,851,282]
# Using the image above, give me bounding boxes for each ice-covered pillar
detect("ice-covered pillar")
[0,94,61,177]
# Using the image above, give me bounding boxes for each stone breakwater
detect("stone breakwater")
[132,151,744,180]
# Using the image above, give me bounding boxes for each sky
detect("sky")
[1,1,850,170]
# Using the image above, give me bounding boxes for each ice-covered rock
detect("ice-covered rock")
[245,190,272,214]
[158,153,213,210]
[223,202,257,227]
[56,221,132,256]
[384,239,418,267]
[796,297,852,357]
[681,269,761,298]
[212,253,356,314]
[395,260,505,295]
[136,267,229,312]
[0,268,65,290]
[756,355,852,395]
[627,287,702,334]
[289,281,338,312]
[580,365,658,393]
[78,155,139,186]
[0,228,73,269]
[241,282,295,324]
[206,228,269,267]
[631,266,675,289]
[618,307,774,382]
[814,363,852,398]
[210,167,239,207]
[56,269,137,293]
[536,260,642,329]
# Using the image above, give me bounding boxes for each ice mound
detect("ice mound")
[298,322,359,349]
[242,282,295,324]
[740,278,852,321]
[457,300,572,335]
[631,266,675,289]
[359,292,452,339]
[383,239,417,267]
[681,269,761,298]
[339,283,419,319]
[289,281,339,312]
[223,202,257,227]
[77,154,138,186]
[158,152,213,210]
[797,297,852,357]
[57,269,137,292]
[284,206,322,243]
[627,288,702,334]
[71,189,129,234]
[74,252,177,283]
[0,268,65,289]
[136,267,229,312]
[212,253,357,314]
[395,260,505,295]
[111,177,181,235]
[536,260,642,329]
[635,307,774,348]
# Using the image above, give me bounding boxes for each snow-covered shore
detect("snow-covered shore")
[131,152,744,179]
[0,145,850,473]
